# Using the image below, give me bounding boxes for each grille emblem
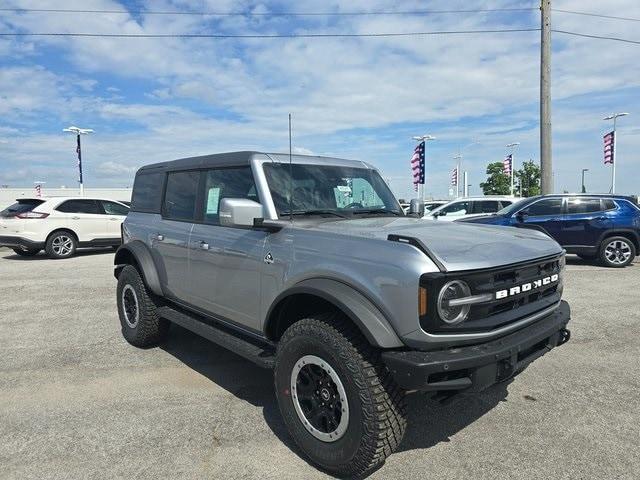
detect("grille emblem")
[495,274,559,300]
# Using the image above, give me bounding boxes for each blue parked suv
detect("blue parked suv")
[460,194,640,267]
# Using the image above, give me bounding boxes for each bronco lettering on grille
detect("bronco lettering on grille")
[495,274,559,299]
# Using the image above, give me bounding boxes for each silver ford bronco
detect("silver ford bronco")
[114,151,571,476]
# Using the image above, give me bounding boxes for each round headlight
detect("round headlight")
[437,280,472,325]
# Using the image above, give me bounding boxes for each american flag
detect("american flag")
[503,154,513,175]
[604,131,615,164]
[35,184,42,197]
[410,141,425,190]
[450,167,458,186]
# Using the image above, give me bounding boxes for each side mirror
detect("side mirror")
[408,198,425,217]
[219,198,263,228]
[516,210,528,222]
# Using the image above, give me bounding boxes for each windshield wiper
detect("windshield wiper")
[351,208,401,216]
[283,209,350,219]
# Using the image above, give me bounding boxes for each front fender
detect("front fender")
[114,241,163,296]
[269,278,404,349]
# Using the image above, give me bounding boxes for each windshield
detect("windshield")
[263,163,402,218]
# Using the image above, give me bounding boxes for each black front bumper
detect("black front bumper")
[0,236,44,250]
[382,301,571,392]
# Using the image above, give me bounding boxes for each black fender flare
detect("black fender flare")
[114,241,163,296]
[266,278,404,349]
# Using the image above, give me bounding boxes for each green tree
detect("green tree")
[515,160,541,197]
[480,162,511,195]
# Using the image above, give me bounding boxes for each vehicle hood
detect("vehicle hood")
[300,217,561,272]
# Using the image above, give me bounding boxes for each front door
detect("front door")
[561,197,613,247]
[188,166,267,331]
[516,197,565,241]
[99,200,130,239]
[54,199,108,242]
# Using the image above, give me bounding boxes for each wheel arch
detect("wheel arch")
[598,229,640,251]
[114,241,163,296]
[46,228,79,243]
[265,278,404,349]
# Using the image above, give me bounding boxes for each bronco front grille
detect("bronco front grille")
[420,254,564,334]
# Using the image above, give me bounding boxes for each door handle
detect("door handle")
[72,216,81,220]
[155,234,164,241]
[109,217,119,221]
[198,240,209,250]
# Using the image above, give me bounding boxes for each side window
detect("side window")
[163,171,200,221]
[202,167,258,224]
[56,199,101,214]
[473,200,500,214]
[101,201,130,216]
[602,199,617,211]
[131,172,164,213]
[439,201,470,216]
[567,198,603,215]
[524,198,563,216]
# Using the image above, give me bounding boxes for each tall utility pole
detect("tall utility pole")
[540,0,553,194]
[63,126,93,196]
[581,168,589,193]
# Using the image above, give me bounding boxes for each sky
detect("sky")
[0,0,639,200]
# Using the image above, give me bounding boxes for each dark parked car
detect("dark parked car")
[460,194,640,267]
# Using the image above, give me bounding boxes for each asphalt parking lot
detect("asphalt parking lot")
[1,248,639,480]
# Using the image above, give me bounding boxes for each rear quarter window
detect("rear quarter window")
[131,172,164,213]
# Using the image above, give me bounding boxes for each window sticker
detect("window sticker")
[206,187,220,214]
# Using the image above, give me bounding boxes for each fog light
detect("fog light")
[437,280,472,324]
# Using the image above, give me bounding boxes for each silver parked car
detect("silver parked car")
[114,151,571,477]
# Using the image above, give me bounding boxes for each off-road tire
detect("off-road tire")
[599,236,636,268]
[117,265,168,347]
[11,248,40,257]
[45,230,77,259]
[274,313,407,477]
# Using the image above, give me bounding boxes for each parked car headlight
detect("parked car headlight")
[437,280,472,324]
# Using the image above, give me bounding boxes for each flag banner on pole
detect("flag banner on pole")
[76,134,83,183]
[35,184,42,197]
[410,141,425,189]
[503,154,513,175]
[604,131,615,164]
[450,167,458,186]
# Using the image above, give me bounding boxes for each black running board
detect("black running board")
[157,305,276,369]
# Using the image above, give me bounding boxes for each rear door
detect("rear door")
[561,197,613,247]
[54,199,108,241]
[516,197,565,241]
[188,166,267,330]
[156,170,200,301]
[100,200,130,239]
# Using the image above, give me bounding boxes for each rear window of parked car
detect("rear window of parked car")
[0,199,45,218]
[56,200,101,214]
[131,172,164,213]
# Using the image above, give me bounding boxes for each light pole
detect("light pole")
[411,134,436,201]
[506,142,520,196]
[453,139,479,197]
[581,168,589,193]
[63,126,94,196]
[603,112,629,194]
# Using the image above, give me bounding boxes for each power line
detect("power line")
[0,28,542,39]
[552,29,640,45]
[0,7,538,16]
[552,9,640,23]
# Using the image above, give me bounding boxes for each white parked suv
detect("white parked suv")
[424,196,519,221]
[0,197,129,258]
